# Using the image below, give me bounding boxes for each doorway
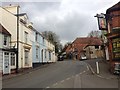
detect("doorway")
[3,52,10,74]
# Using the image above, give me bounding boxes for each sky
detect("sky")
[1,0,120,45]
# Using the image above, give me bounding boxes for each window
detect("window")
[11,53,15,66]
[20,19,26,24]
[24,32,28,43]
[35,33,38,42]
[43,37,44,44]
[45,50,47,58]
[4,35,7,46]
[90,51,93,54]
[95,45,99,49]
[25,50,29,65]
[112,38,120,60]
[36,47,39,59]
[24,17,27,22]
[49,51,51,60]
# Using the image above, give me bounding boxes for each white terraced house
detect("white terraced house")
[0,5,34,73]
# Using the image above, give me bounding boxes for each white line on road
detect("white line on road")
[74,74,81,88]
[83,71,86,73]
[61,80,65,83]
[71,75,74,78]
[66,77,70,80]
[79,70,86,75]
[76,74,79,77]
[53,83,58,86]
[46,86,50,88]
[87,66,89,70]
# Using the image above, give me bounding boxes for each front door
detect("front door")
[3,52,10,74]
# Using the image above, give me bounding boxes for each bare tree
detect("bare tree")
[42,31,62,53]
[87,30,101,38]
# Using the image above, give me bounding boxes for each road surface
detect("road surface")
[3,60,118,88]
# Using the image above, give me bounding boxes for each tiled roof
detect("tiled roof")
[73,37,102,46]
[65,37,103,53]
[0,24,11,36]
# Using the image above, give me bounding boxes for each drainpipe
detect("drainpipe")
[16,5,19,73]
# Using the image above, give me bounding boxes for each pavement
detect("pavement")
[2,63,54,80]
[85,59,118,79]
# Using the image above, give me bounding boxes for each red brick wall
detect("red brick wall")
[111,11,120,28]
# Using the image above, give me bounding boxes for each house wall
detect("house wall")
[0,33,11,72]
[105,2,120,73]
[0,34,3,72]
[45,39,56,63]
[0,34,3,49]
[85,46,104,59]
[32,31,41,64]
[0,7,17,43]
[3,5,18,15]
[1,5,56,70]
[18,18,33,68]
[0,50,3,73]
[0,31,16,74]
[1,6,33,69]
[39,35,45,63]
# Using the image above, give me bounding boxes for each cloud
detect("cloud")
[2,0,119,45]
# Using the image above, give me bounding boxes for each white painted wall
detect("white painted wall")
[1,6,33,69]
[0,7,17,43]
[45,40,56,62]
[0,50,3,73]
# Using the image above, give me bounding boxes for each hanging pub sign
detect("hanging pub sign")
[97,14,107,30]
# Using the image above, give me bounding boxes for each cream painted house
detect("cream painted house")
[45,40,56,63]
[0,5,34,71]
[84,45,104,59]
[0,24,16,75]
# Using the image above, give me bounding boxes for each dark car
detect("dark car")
[58,55,64,61]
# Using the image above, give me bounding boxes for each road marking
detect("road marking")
[53,83,58,86]
[83,71,86,73]
[76,74,79,77]
[87,66,89,70]
[61,80,64,83]
[79,72,82,75]
[66,77,70,80]
[46,86,50,88]
[74,75,81,88]
[71,75,74,78]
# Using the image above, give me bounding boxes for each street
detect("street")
[3,59,118,88]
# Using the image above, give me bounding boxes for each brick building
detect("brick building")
[106,2,120,72]
[65,37,103,60]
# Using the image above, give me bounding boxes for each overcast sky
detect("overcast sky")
[2,0,119,45]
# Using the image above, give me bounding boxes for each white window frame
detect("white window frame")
[11,53,16,66]
[36,47,39,59]
[3,35,8,46]
[24,50,29,66]
[24,31,28,43]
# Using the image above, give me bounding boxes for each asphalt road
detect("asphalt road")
[3,59,118,88]
[3,60,88,88]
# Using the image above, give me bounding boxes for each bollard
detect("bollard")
[96,62,100,74]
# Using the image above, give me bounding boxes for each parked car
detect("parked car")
[58,55,64,61]
[80,55,87,60]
